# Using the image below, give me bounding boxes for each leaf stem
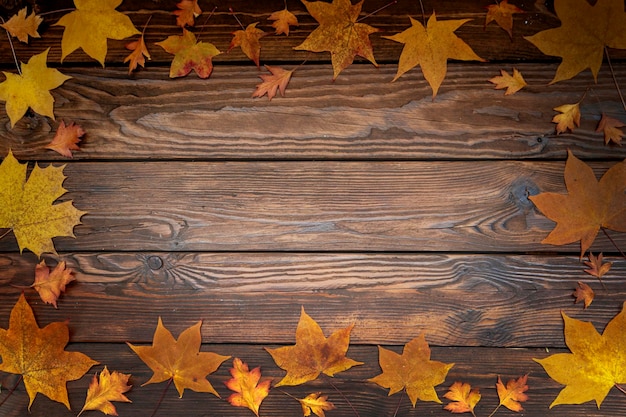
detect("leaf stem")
[196,6,217,42]
[356,0,398,23]
[0,229,11,241]
[0,375,23,409]
[615,383,626,396]
[0,17,21,75]
[148,377,173,417]
[327,377,360,417]
[486,403,502,417]
[38,8,75,17]
[601,227,626,260]
[605,46,626,112]
[418,0,426,26]
[229,7,246,30]
[391,390,403,417]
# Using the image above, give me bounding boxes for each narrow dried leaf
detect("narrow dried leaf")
[596,113,625,145]
[485,0,523,38]
[489,68,527,95]
[496,375,529,412]
[268,8,298,36]
[573,281,594,309]
[78,366,132,416]
[31,259,75,308]
[225,358,270,417]
[174,0,201,28]
[252,65,294,100]
[553,102,581,134]
[299,392,335,417]
[46,120,85,158]
[124,35,151,74]
[443,381,481,414]
[1,7,42,43]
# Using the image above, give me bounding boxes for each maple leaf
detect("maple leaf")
[525,0,626,84]
[0,150,85,257]
[0,49,71,127]
[31,259,75,308]
[268,8,299,36]
[156,29,221,78]
[529,150,626,256]
[0,294,98,410]
[384,14,485,98]
[294,0,379,80]
[496,375,528,412]
[174,0,201,28]
[252,65,295,100]
[596,113,625,145]
[488,68,526,95]
[54,0,140,66]
[300,392,335,417]
[368,333,454,407]
[265,307,363,386]
[78,366,132,417]
[225,358,270,417]
[125,33,151,74]
[128,317,229,397]
[229,23,266,68]
[46,120,85,158]
[484,0,523,38]
[552,102,581,134]
[573,281,594,309]
[534,302,626,407]
[1,7,42,43]
[443,381,481,414]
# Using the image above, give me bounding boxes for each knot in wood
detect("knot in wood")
[146,255,163,270]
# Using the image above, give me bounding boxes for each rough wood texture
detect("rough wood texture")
[0,0,625,416]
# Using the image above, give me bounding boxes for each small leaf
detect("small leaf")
[443,381,481,414]
[78,366,132,417]
[46,120,85,158]
[484,0,523,38]
[229,22,266,68]
[174,0,202,28]
[573,281,594,309]
[225,358,270,417]
[299,392,335,417]
[552,102,581,134]
[584,252,612,279]
[1,7,42,43]
[268,8,298,36]
[489,68,527,95]
[31,259,75,308]
[252,65,295,100]
[496,374,529,412]
[596,113,625,145]
[125,35,151,74]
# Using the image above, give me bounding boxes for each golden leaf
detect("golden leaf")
[488,68,527,95]
[31,259,75,308]
[225,358,270,417]
[78,366,132,416]
[552,102,581,134]
[156,29,221,79]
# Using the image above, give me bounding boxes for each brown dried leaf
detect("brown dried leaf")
[489,68,527,95]
[596,113,625,145]
[1,7,42,43]
[485,0,523,38]
[229,23,266,68]
[46,120,85,158]
[252,65,295,100]
[124,34,151,74]
[573,281,594,309]
[31,259,75,308]
[173,0,201,28]
[268,8,298,36]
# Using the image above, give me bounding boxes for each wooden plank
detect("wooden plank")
[1,344,624,417]
[2,160,626,253]
[1,253,624,346]
[2,63,626,161]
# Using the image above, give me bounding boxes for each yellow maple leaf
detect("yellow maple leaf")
[225,358,270,417]
[488,68,527,95]
[229,22,266,68]
[384,14,485,97]
[300,392,335,417]
[31,259,76,308]
[484,0,523,38]
[294,0,379,80]
[596,113,625,145]
[54,0,140,66]
[78,366,132,417]
[369,334,454,407]
[156,29,221,78]
[268,8,299,36]
[1,7,43,43]
[552,102,580,134]
[0,49,71,127]
[535,302,626,407]
[0,150,85,257]
[525,0,626,84]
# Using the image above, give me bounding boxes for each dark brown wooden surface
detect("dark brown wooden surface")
[1,0,626,416]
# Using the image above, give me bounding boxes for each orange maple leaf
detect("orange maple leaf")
[488,68,526,95]
[125,32,151,74]
[128,318,230,397]
[496,374,529,412]
[294,0,379,80]
[552,102,581,134]
[596,113,625,145]
[78,366,132,417]
[300,392,335,417]
[573,281,594,309]
[174,0,201,28]
[45,120,85,158]
[265,307,362,386]
[156,29,221,78]
[368,334,454,407]
[484,0,523,38]
[384,13,485,97]
[252,65,295,100]
[525,0,626,84]
[529,150,626,256]
[31,259,75,308]
[0,294,98,410]
[444,381,481,414]
[225,358,270,417]
[229,23,266,68]
[1,7,42,43]
[268,7,298,36]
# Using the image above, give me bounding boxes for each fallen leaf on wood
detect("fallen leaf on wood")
[0,49,71,127]
[369,334,454,407]
[525,0,626,83]
[489,68,526,95]
[596,113,625,145]
[229,23,266,68]
[156,29,221,78]
[174,0,201,28]
[0,150,85,257]
[535,302,626,407]
[46,120,85,158]
[294,0,378,79]
[444,381,481,414]
[31,259,75,308]
[225,358,270,417]
[128,318,229,397]
[1,7,42,43]
[584,252,612,281]
[0,294,97,410]
[485,0,523,38]
[529,150,626,256]
[300,392,334,417]
[252,65,295,100]
[552,102,580,134]
[54,0,140,65]
[573,281,594,309]
[265,307,362,386]
[268,7,298,36]
[496,375,528,412]
[125,33,151,74]
[384,13,485,97]
[78,366,132,417]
